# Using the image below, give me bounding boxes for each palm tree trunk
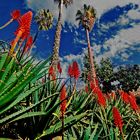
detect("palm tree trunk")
[86,28,97,85]
[51,0,63,70]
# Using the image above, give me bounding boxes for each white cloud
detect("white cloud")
[72,23,140,64]
[95,24,140,62]
[25,0,140,25]
[127,8,140,19]
[119,24,140,43]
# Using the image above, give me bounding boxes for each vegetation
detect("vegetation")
[0,4,140,140]
[51,0,73,71]
[82,55,140,93]
[76,4,97,86]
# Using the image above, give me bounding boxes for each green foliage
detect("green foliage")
[76,4,96,31]
[115,65,140,92]
[0,45,90,139]
[98,58,115,93]
[82,53,140,92]
[35,9,53,31]
[82,55,115,93]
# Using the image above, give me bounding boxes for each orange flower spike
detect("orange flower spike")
[110,92,116,100]
[129,94,139,112]
[122,92,129,104]
[112,107,123,133]
[11,10,21,20]
[52,73,56,81]
[72,61,80,80]
[60,85,67,115]
[24,36,33,53]
[129,92,136,101]
[97,89,106,107]
[57,62,62,74]
[48,66,54,77]
[68,64,73,77]
[90,81,99,94]
[85,85,89,93]
[10,11,33,55]
[119,90,129,104]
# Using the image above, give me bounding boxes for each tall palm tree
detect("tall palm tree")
[51,0,73,70]
[76,4,97,85]
[34,9,53,44]
[35,9,53,31]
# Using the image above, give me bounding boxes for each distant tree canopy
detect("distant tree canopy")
[115,64,140,92]
[82,54,140,93]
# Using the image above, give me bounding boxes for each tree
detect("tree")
[76,4,97,85]
[97,58,115,93]
[81,53,98,82]
[51,0,73,70]
[115,65,140,92]
[35,9,53,31]
[82,55,115,93]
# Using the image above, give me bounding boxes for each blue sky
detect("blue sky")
[0,0,140,76]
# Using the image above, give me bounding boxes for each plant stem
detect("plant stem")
[9,30,23,56]
[62,113,64,140]
[0,19,13,30]
[121,130,125,140]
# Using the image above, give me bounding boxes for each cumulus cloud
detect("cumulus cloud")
[25,0,140,25]
[25,0,140,64]
[127,7,140,19]
[65,23,140,65]
[95,24,140,62]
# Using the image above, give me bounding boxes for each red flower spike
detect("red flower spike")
[49,66,54,76]
[119,90,129,104]
[59,67,62,74]
[60,85,67,115]
[24,36,33,53]
[90,81,99,94]
[110,92,116,100]
[51,73,56,81]
[57,62,62,74]
[97,88,106,107]
[129,92,136,101]
[95,78,99,86]
[112,107,123,133]
[68,64,73,77]
[72,61,80,80]
[85,85,89,93]
[129,94,139,112]
[10,40,14,46]
[11,10,21,20]
[15,11,33,40]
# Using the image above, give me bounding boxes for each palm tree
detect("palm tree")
[35,9,53,31]
[34,9,53,44]
[76,4,97,85]
[51,0,73,70]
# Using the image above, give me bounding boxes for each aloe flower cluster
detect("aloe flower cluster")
[119,90,139,112]
[60,84,67,116]
[112,107,124,133]
[11,10,21,20]
[9,11,33,55]
[67,61,80,80]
